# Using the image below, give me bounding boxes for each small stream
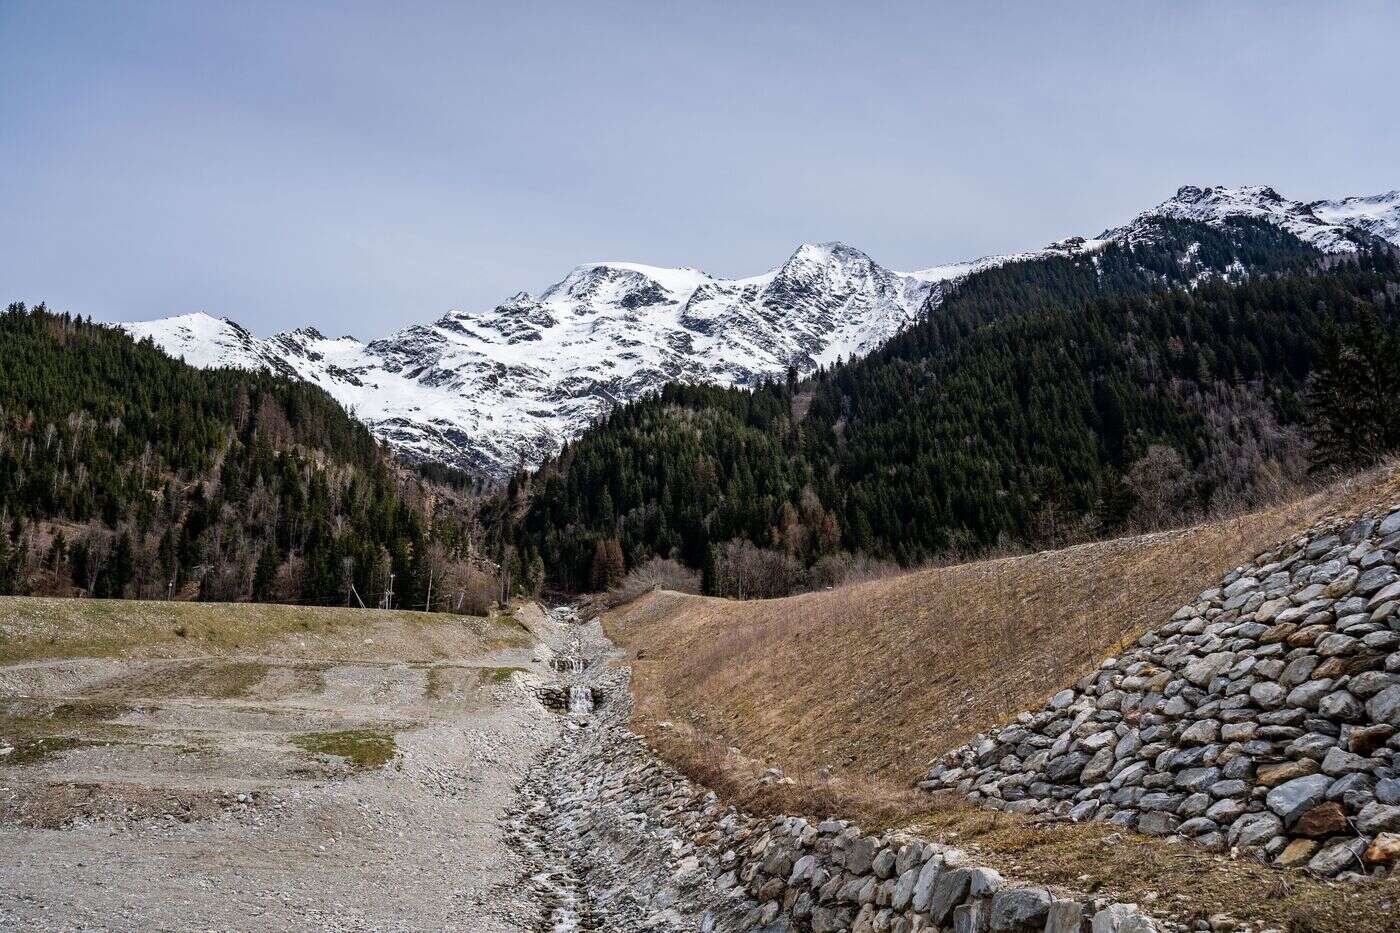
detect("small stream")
[566,686,594,716]
[498,604,743,932]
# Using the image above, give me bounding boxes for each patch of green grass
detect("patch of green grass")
[291,728,397,769]
[3,735,106,766]
[0,696,135,767]
[477,665,525,685]
[424,665,458,699]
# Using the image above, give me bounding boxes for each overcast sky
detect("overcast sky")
[2,1,1396,337]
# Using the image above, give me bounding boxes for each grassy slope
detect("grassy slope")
[605,465,1400,931]
[0,597,535,666]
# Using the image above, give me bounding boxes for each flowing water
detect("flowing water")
[566,686,594,716]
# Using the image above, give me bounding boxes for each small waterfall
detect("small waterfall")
[551,656,587,674]
[567,686,594,716]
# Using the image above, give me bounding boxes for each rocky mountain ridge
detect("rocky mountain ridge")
[123,184,1400,479]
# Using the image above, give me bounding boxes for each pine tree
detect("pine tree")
[1306,312,1400,470]
[108,532,134,598]
[701,543,718,596]
[589,538,625,591]
[252,544,279,602]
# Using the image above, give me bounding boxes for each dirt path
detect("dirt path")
[0,607,584,931]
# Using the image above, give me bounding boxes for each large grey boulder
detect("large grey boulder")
[928,868,973,925]
[1229,811,1283,847]
[1318,690,1365,722]
[988,887,1051,931]
[910,859,942,913]
[953,900,989,933]
[1046,752,1091,783]
[890,866,919,911]
[1266,774,1333,826]
[1249,681,1286,708]
[1184,652,1235,687]
[1179,720,1220,745]
[1308,837,1368,876]
[1044,900,1085,933]
[1356,802,1400,834]
[1091,903,1158,933]
[846,836,877,875]
[1379,509,1400,537]
[1358,565,1400,595]
[1367,685,1400,726]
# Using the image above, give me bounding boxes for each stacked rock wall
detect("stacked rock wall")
[714,816,1160,932]
[921,506,1400,879]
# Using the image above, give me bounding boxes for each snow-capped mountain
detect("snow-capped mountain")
[126,242,966,478]
[123,184,1399,480]
[1106,184,1400,254]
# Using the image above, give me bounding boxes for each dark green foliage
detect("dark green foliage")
[517,220,1400,590]
[1305,311,1400,469]
[0,303,477,606]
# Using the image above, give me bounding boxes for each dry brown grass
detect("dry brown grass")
[0,597,535,665]
[605,465,1400,930]
[609,466,1400,791]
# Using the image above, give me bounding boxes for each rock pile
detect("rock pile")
[921,506,1400,879]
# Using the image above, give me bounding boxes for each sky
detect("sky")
[2,1,1397,338]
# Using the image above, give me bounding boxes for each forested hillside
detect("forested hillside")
[517,219,1400,593]
[0,303,503,607]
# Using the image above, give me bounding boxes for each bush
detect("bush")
[804,551,901,590]
[711,541,804,599]
[591,558,701,611]
[458,567,498,617]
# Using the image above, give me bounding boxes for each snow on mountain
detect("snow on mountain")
[124,313,290,373]
[1308,191,1400,247]
[123,185,1398,480]
[124,242,950,478]
[1106,184,1400,254]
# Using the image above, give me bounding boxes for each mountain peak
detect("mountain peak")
[1103,183,1399,254]
[786,241,870,263]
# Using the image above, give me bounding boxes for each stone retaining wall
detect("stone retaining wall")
[921,506,1400,879]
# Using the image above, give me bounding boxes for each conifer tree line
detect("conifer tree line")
[0,303,513,608]
[4,217,1396,607]
[512,219,1400,595]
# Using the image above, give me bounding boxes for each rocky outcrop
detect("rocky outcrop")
[921,505,1400,880]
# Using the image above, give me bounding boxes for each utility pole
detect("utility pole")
[424,567,433,613]
[349,582,366,610]
[383,572,395,611]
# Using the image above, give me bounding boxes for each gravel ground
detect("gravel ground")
[0,609,586,931]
